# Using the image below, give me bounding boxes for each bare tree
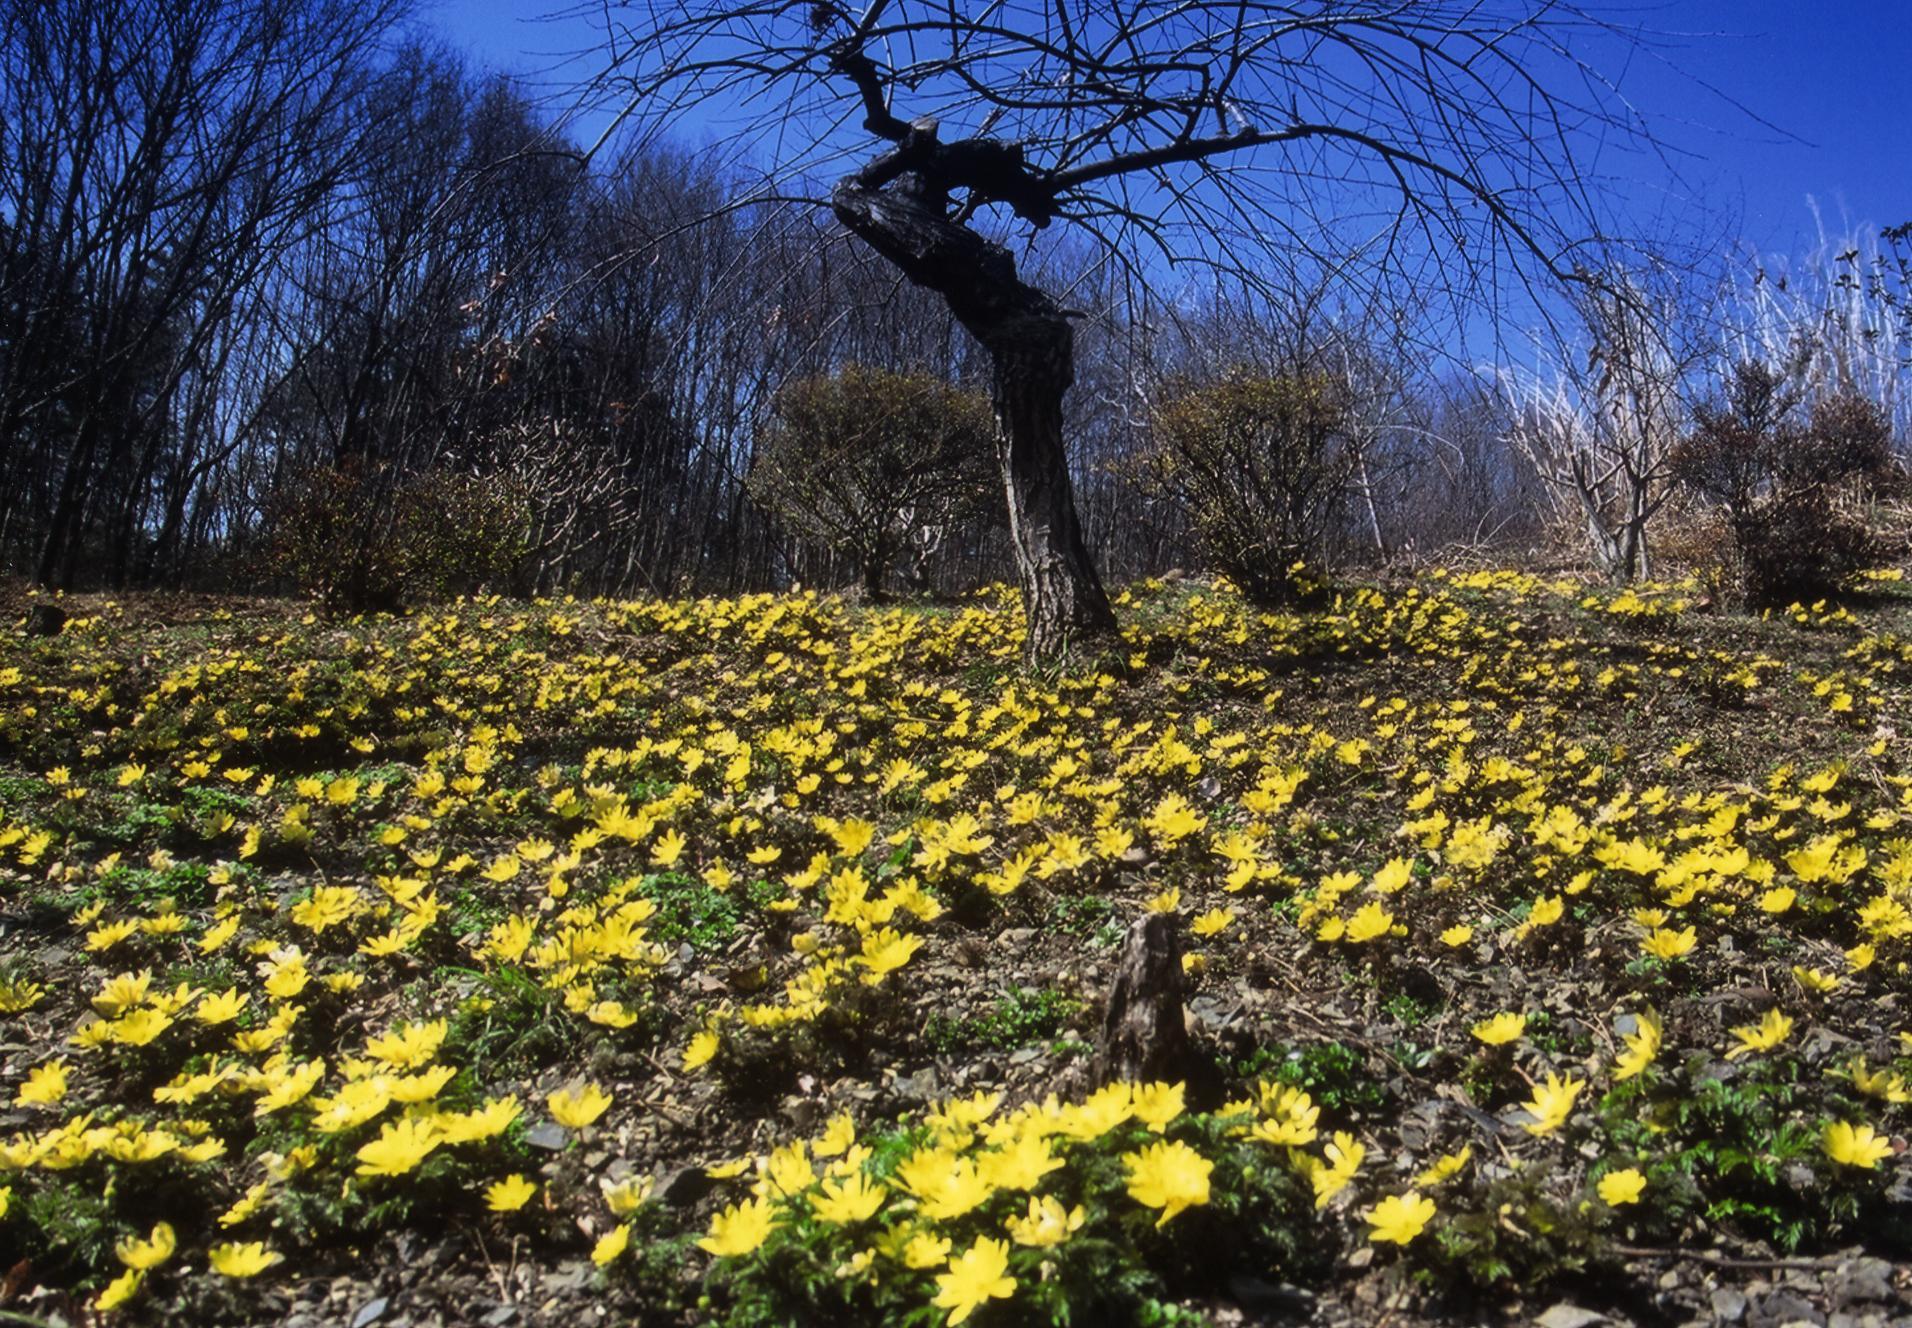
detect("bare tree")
[1500,275,1693,582]
[592,0,1645,657]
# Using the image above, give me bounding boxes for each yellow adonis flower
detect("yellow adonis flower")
[548,1083,613,1129]
[115,1221,177,1271]
[682,1029,720,1072]
[96,1268,145,1311]
[1612,1008,1663,1082]
[1597,1168,1646,1205]
[14,1060,68,1108]
[810,1173,888,1224]
[1641,927,1697,960]
[1725,1008,1793,1060]
[932,1236,1017,1327]
[1823,1120,1894,1170]
[1440,924,1475,947]
[601,1175,655,1216]
[1190,907,1234,937]
[486,1175,538,1212]
[1005,1194,1086,1248]
[591,1222,632,1266]
[1311,1131,1366,1208]
[1129,1081,1185,1132]
[355,1117,440,1177]
[1122,1140,1212,1226]
[1471,1012,1526,1046]
[1414,1145,1472,1187]
[1343,901,1395,944]
[208,1241,284,1278]
[697,1197,778,1257]
[1365,1191,1436,1244]
[1518,1072,1585,1136]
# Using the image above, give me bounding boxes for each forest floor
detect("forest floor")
[1,569,1910,1328]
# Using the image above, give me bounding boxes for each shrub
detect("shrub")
[265,463,530,610]
[1668,363,1895,607]
[747,366,997,600]
[1144,371,1354,605]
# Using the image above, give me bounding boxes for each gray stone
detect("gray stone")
[1751,1292,1823,1328]
[351,1298,389,1328]
[525,1122,568,1152]
[1713,1288,1749,1322]
[1535,1305,1612,1328]
[1829,1260,1896,1308]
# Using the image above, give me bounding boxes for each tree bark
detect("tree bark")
[1092,913,1193,1087]
[832,147,1115,661]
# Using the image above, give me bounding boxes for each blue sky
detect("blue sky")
[427,1,1912,258]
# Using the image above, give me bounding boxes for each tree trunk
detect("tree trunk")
[832,156,1115,661]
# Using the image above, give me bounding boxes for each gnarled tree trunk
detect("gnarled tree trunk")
[832,132,1115,661]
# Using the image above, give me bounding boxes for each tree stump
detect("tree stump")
[23,604,66,638]
[1092,913,1192,1087]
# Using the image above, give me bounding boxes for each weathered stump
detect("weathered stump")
[23,604,66,637]
[1092,912,1192,1086]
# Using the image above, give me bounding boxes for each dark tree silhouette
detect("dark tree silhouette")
[588,0,1646,657]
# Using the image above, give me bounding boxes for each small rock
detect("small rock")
[1713,1288,1749,1322]
[893,1066,940,1104]
[1750,1291,1823,1328]
[1226,1275,1314,1315]
[654,1164,715,1209]
[1828,1259,1895,1308]
[1535,1306,1612,1328]
[542,1261,592,1296]
[525,1122,568,1152]
[351,1298,389,1328]
[482,1307,519,1327]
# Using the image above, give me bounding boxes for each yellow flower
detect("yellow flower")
[1597,1168,1646,1205]
[932,1236,1017,1326]
[903,1230,953,1268]
[810,1173,887,1224]
[1005,1194,1086,1248]
[1440,924,1474,947]
[698,1197,778,1257]
[591,1222,632,1266]
[1190,907,1234,937]
[354,1116,440,1177]
[1470,1013,1526,1046]
[96,1267,145,1310]
[1414,1145,1472,1187]
[208,1241,283,1278]
[1129,1081,1186,1132]
[1311,1131,1366,1208]
[364,1018,446,1069]
[1122,1139,1212,1226]
[1725,1008,1793,1060]
[601,1174,654,1215]
[115,1221,176,1270]
[15,1060,69,1108]
[195,987,248,1025]
[1641,927,1696,960]
[1145,887,1181,915]
[1518,1072,1584,1136]
[1344,901,1395,944]
[1612,1008,1663,1082]
[548,1083,613,1129]
[1792,965,1841,995]
[682,1029,720,1072]
[486,1175,538,1212]
[1365,1191,1436,1244]
[1823,1120,1893,1169]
